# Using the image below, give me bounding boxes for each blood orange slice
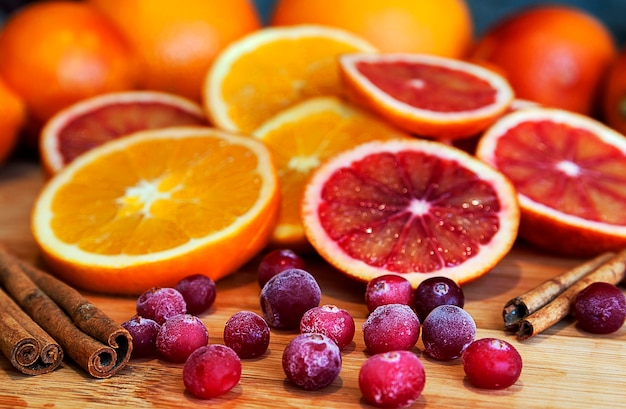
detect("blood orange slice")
[476,107,626,257]
[338,53,514,140]
[301,139,520,287]
[40,91,208,175]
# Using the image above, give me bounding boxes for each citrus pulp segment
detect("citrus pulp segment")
[301,139,520,287]
[476,107,626,257]
[253,96,411,249]
[203,24,377,134]
[31,127,280,295]
[40,91,209,175]
[338,53,514,140]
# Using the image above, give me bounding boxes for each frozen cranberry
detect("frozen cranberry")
[359,351,426,408]
[260,268,321,329]
[224,311,270,359]
[422,305,476,361]
[258,248,306,287]
[121,315,160,358]
[156,314,208,363]
[363,304,420,354]
[573,282,626,334]
[463,338,523,389]
[183,344,242,399]
[175,274,216,315]
[365,274,414,313]
[282,333,342,390]
[300,304,355,350]
[136,287,187,325]
[414,276,465,322]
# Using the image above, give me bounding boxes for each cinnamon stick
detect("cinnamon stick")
[0,287,63,375]
[515,248,626,340]
[502,251,615,328]
[0,246,132,378]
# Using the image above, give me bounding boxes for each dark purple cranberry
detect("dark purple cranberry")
[175,274,216,315]
[258,248,306,287]
[282,333,342,390]
[136,287,186,325]
[573,282,626,334]
[121,315,160,358]
[422,305,476,361]
[224,311,270,359]
[365,274,414,313]
[414,276,464,322]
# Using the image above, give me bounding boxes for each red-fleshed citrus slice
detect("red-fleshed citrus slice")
[301,138,520,287]
[338,53,514,140]
[40,91,209,175]
[476,107,626,257]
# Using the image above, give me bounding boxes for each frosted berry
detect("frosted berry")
[136,287,187,325]
[363,304,420,354]
[359,351,426,408]
[224,311,270,359]
[422,305,476,361]
[175,274,216,315]
[258,248,306,287]
[365,274,414,313]
[414,276,465,322]
[282,333,342,390]
[122,315,160,358]
[183,344,242,399]
[260,268,321,329]
[573,282,626,334]
[156,314,208,363]
[463,338,522,389]
[300,304,355,350]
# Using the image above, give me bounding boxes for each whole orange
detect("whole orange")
[602,47,626,134]
[0,1,138,131]
[470,5,617,116]
[88,0,262,102]
[0,76,25,165]
[270,0,473,58]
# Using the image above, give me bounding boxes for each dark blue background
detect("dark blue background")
[254,0,626,46]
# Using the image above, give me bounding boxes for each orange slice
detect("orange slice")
[338,53,514,140]
[253,96,411,249]
[476,107,626,257]
[203,24,377,134]
[31,127,279,295]
[40,91,208,175]
[301,138,520,287]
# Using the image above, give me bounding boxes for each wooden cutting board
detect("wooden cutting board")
[0,159,624,409]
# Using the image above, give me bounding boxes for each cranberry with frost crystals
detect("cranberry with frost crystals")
[156,314,208,363]
[365,274,414,313]
[183,344,242,399]
[257,248,306,287]
[175,274,216,315]
[463,338,522,389]
[359,350,426,408]
[224,311,270,358]
[363,304,420,354]
[121,315,160,358]
[422,304,476,361]
[300,304,355,350]
[136,287,187,325]
[573,282,626,334]
[414,276,465,321]
[282,333,342,390]
[260,268,321,329]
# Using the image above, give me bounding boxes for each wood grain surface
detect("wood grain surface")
[0,159,624,409]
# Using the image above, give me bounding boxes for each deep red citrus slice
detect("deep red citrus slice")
[301,138,520,287]
[338,53,514,140]
[40,91,209,175]
[477,107,626,257]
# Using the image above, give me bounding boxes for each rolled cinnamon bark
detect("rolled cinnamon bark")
[0,246,132,378]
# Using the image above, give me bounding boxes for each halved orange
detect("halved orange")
[301,138,520,287]
[476,107,626,257]
[253,96,410,249]
[40,91,209,175]
[203,24,376,134]
[338,53,514,140]
[31,127,279,295]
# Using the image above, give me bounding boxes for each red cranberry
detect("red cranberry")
[183,344,241,399]
[300,304,355,350]
[365,274,414,313]
[257,248,306,287]
[363,304,420,354]
[463,338,522,389]
[282,333,342,390]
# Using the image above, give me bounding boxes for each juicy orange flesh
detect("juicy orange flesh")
[50,136,262,255]
[59,102,208,164]
[222,37,367,133]
[355,61,497,111]
[493,120,626,224]
[317,150,502,273]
